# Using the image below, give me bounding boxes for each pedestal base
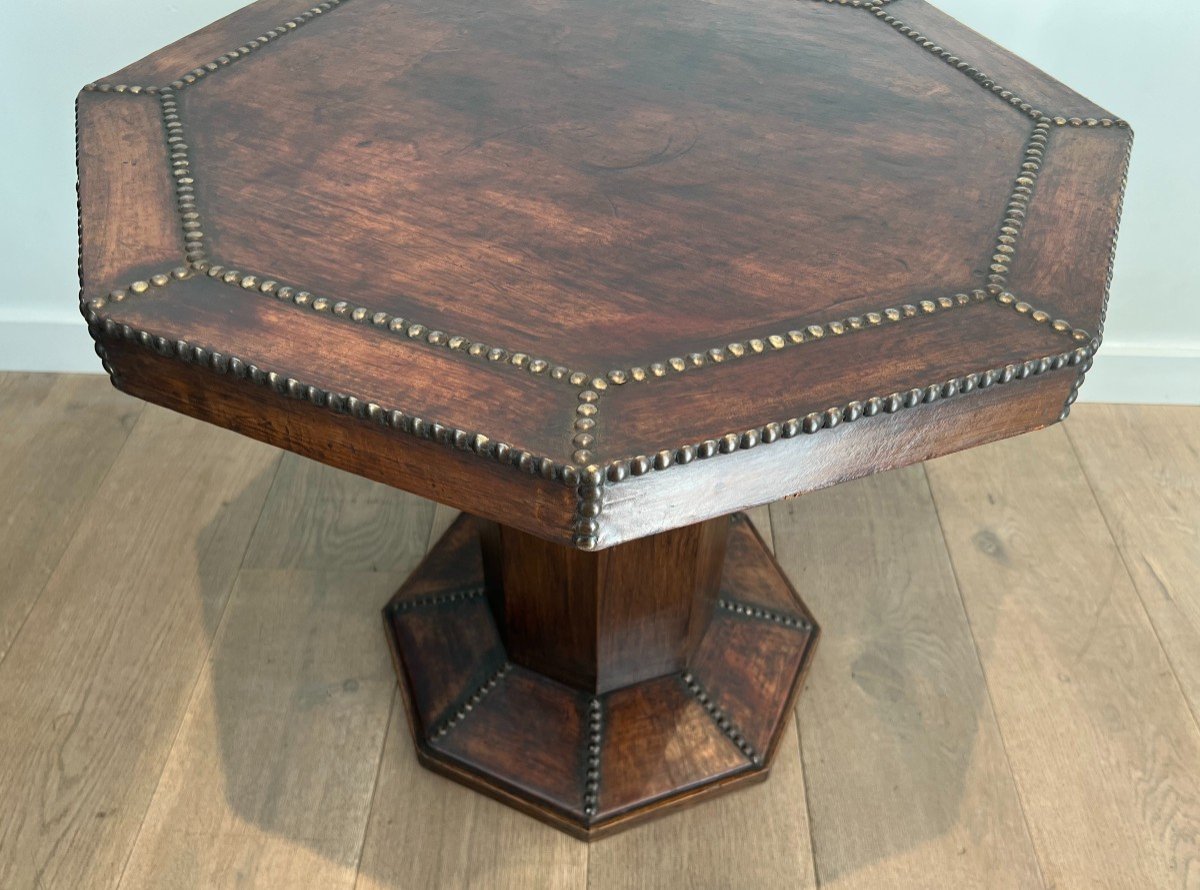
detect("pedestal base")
[382,513,819,839]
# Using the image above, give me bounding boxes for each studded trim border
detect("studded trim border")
[582,698,603,819]
[680,671,761,767]
[387,586,486,615]
[569,387,604,467]
[83,287,585,488]
[189,261,589,387]
[992,291,1092,343]
[598,288,993,387]
[88,70,590,391]
[427,661,512,740]
[82,0,349,96]
[986,120,1051,296]
[572,466,605,551]
[1098,131,1135,347]
[718,598,812,632]
[834,0,1130,129]
[601,342,1091,483]
[1061,128,1134,422]
[77,0,1132,549]
[156,90,205,268]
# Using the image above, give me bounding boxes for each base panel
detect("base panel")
[382,513,819,839]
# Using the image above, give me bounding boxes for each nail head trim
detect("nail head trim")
[429,661,512,740]
[604,342,1091,483]
[613,290,989,384]
[90,283,583,492]
[389,585,486,615]
[987,120,1051,296]
[197,262,585,387]
[583,697,603,818]
[718,598,812,632]
[680,671,761,766]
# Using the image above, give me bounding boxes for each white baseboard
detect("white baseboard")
[0,316,102,374]
[1084,343,1200,405]
[2,318,1198,405]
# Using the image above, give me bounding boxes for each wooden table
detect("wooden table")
[77,0,1130,839]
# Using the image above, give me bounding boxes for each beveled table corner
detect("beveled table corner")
[76,0,1130,839]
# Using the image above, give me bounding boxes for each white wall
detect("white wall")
[932,0,1199,402]
[1,0,1196,402]
[0,0,250,373]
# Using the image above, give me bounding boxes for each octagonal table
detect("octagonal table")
[77,0,1131,839]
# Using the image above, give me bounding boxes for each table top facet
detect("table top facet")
[78,0,1132,549]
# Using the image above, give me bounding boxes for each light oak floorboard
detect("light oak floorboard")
[772,467,1043,889]
[427,504,463,547]
[7,382,1200,888]
[587,505,818,890]
[744,504,774,550]
[117,458,434,889]
[0,373,142,663]
[926,423,1200,888]
[1064,405,1200,725]
[242,453,433,574]
[0,405,280,890]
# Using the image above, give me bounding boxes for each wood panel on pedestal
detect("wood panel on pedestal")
[587,507,818,890]
[481,518,728,693]
[355,504,588,890]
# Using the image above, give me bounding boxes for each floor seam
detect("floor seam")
[919,463,1051,890]
[0,400,147,672]
[350,689,398,888]
[793,708,823,889]
[112,450,283,890]
[1061,417,1200,737]
[771,501,822,889]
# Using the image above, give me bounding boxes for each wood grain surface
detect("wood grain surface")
[106,276,574,459]
[103,337,580,546]
[600,307,1067,456]
[77,92,183,297]
[599,370,1074,546]
[105,0,320,87]
[482,516,728,691]
[180,0,1026,365]
[1006,127,1129,333]
[78,0,1132,549]
[382,512,815,838]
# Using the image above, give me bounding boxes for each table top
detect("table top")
[78,0,1131,549]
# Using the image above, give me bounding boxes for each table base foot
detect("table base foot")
[383,513,819,839]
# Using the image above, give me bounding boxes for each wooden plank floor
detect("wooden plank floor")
[0,372,1197,889]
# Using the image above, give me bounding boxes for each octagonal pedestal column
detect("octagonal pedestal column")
[383,512,819,839]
